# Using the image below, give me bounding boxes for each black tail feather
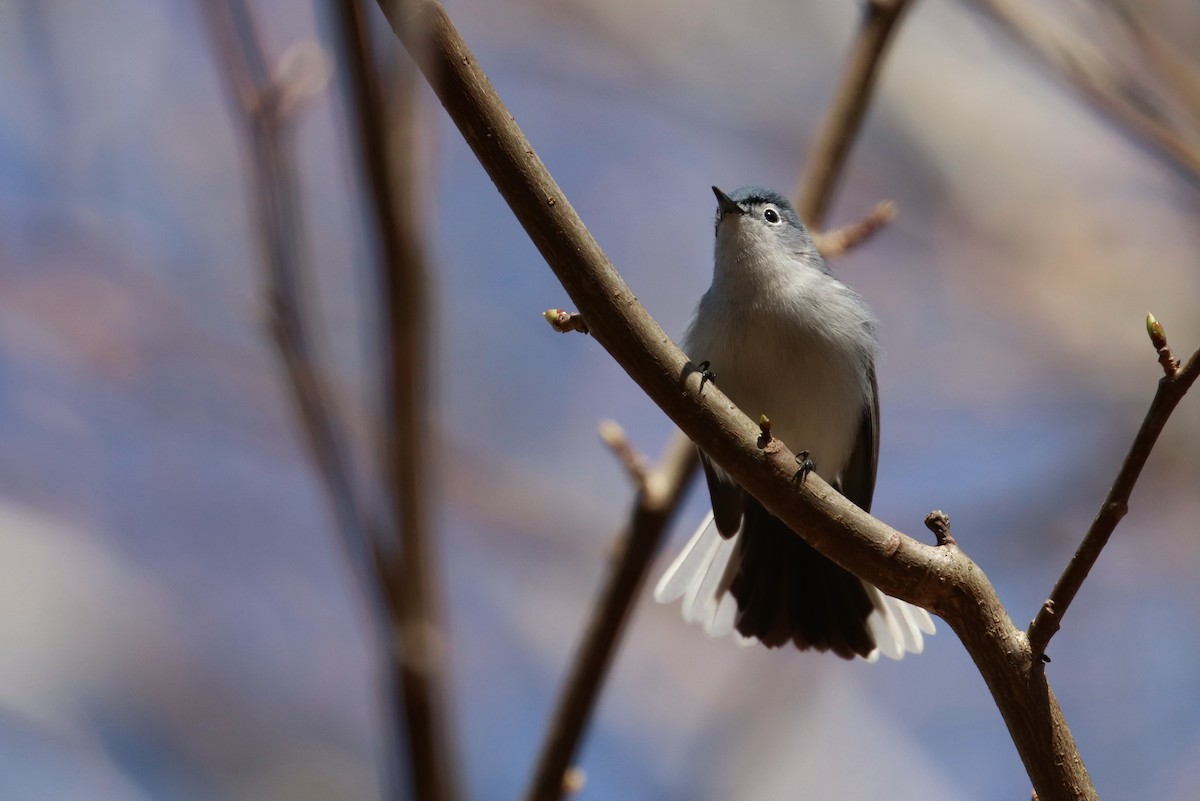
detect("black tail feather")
[731,498,876,659]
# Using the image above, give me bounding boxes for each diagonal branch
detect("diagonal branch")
[1028,329,1200,656]
[377,3,1110,799]
[484,1,914,797]
[376,0,936,621]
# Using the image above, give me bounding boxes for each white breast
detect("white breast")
[683,246,876,482]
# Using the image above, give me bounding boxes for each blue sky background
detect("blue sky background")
[2,1,1200,800]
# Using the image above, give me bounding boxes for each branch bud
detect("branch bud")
[544,309,589,334]
[1146,312,1167,350]
[1146,312,1179,377]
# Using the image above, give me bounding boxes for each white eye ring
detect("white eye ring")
[763,208,781,224]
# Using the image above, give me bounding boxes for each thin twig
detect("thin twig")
[968,0,1200,180]
[812,200,897,258]
[331,3,460,801]
[795,0,917,227]
[204,4,439,799]
[924,509,956,547]
[200,0,375,579]
[202,1,264,113]
[598,420,651,490]
[1112,0,1200,131]
[523,434,698,801]
[1028,334,1200,656]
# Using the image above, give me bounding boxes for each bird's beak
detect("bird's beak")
[712,186,744,218]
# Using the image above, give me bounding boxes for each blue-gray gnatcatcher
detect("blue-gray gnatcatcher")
[655,185,934,661]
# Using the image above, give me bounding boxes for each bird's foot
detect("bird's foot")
[792,450,815,484]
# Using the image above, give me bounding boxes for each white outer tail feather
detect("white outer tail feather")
[654,514,935,661]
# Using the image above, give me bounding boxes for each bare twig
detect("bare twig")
[599,420,651,490]
[1028,323,1200,656]
[523,434,698,801]
[330,3,460,801]
[812,200,897,258]
[924,509,956,547]
[377,4,1110,799]
[795,0,918,227]
[968,0,1200,180]
[203,1,263,114]
[200,0,375,580]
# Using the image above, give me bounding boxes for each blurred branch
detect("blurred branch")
[376,3,1111,799]
[204,2,459,799]
[1116,0,1200,133]
[523,433,697,801]
[1028,321,1200,656]
[795,0,917,227]
[598,420,652,490]
[812,199,897,258]
[967,0,1200,180]
[330,3,460,801]
[200,0,374,580]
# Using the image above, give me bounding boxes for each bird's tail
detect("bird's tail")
[654,508,934,661]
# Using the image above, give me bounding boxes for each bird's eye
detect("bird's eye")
[764,208,780,224]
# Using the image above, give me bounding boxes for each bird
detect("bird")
[654,185,934,661]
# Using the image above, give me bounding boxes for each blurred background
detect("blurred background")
[3,1,1200,800]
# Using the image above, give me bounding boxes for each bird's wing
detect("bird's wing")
[836,365,880,513]
[700,452,745,537]
[838,366,938,659]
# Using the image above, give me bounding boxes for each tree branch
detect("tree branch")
[795,0,917,226]
[200,0,376,590]
[925,509,956,546]
[967,0,1200,181]
[1028,324,1200,656]
[330,3,460,801]
[206,2,462,799]
[523,433,697,801]
[506,3,908,799]
[375,3,1118,799]
[378,0,936,622]
[598,420,652,490]
[812,199,897,258]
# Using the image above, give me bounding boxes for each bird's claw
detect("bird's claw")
[792,450,815,484]
[698,360,716,391]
